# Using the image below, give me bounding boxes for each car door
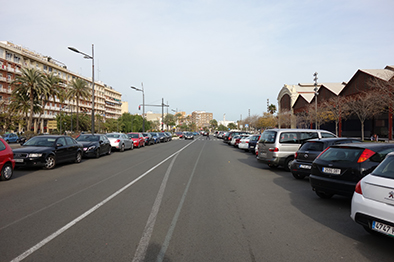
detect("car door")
[55,137,68,163]
[65,136,79,161]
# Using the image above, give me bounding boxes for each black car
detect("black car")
[13,135,83,169]
[75,134,111,158]
[149,132,160,144]
[248,134,260,153]
[291,138,361,179]
[157,132,168,142]
[142,133,154,146]
[184,132,194,140]
[164,132,172,141]
[309,143,394,199]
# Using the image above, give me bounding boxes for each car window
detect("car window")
[370,148,394,162]
[321,132,336,138]
[57,137,66,146]
[372,155,394,179]
[280,132,298,143]
[107,134,120,138]
[300,132,318,142]
[299,141,324,151]
[260,131,276,143]
[65,137,75,145]
[0,140,6,151]
[25,137,56,147]
[318,147,362,162]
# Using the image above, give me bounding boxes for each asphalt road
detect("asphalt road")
[1,137,393,262]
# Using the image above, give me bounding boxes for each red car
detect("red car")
[0,137,15,181]
[127,132,145,148]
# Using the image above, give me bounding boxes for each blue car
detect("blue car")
[3,133,19,143]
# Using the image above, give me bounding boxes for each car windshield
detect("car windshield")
[24,136,56,147]
[76,135,99,142]
[128,134,139,138]
[372,155,394,179]
[107,134,120,138]
[299,141,324,151]
[318,147,362,162]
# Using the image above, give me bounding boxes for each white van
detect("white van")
[256,128,336,171]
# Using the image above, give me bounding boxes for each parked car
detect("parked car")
[164,132,172,141]
[75,134,112,158]
[224,131,248,144]
[157,132,169,143]
[230,135,240,146]
[309,143,394,199]
[106,133,133,151]
[351,152,394,237]
[12,135,83,170]
[234,134,249,148]
[290,138,362,179]
[257,128,336,171]
[149,132,160,144]
[127,132,145,148]
[184,132,194,140]
[142,133,154,146]
[0,137,15,180]
[248,134,260,153]
[3,133,19,143]
[238,135,252,151]
[175,132,183,139]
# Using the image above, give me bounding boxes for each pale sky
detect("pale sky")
[2,0,393,121]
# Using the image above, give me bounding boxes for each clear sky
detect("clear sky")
[2,0,393,122]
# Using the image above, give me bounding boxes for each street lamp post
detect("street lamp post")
[131,83,145,132]
[313,72,319,130]
[68,45,95,135]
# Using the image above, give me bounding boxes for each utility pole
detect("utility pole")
[313,72,319,130]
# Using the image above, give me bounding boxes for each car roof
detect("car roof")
[305,138,360,142]
[331,142,394,150]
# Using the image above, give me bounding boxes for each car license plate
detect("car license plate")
[299,164,311,169]
[250,146,255,149]
[14,159,24,163]
[322,167,341,175]
[372,221,394,237]
[260,153,267,157]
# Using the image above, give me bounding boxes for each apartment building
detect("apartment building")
[191,111,213,129]
[0,41,122,132]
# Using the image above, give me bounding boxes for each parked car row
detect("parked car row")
[252,128,394,238]
[0,131,176,181]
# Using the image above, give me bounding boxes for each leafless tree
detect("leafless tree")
[295,110,311,129]
[346,91,385,140]
[278,110,292,128]
[322,96,351,136]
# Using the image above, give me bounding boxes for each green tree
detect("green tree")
[67,78,90,132]
[268,104,277,114]
[10,68,44,133]
[209,119,218,130]
[228,123,237,130]
[218,124,227,131]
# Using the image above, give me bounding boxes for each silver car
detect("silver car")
[106,132,133,152]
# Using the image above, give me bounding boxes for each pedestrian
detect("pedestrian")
[206,131,210,140]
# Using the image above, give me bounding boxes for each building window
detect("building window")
[6,52,12,60]
[13,56,20,63]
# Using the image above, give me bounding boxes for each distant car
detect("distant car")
[142,133,154,146]
[248,134,260,153]
[290,138,362,180]
[157,132,168,143]
[164,132,172,141]
[351,152,394,237]
[184,132,194,140]
[3,133,19,143]
[238,135,251,151]
[106,133,133,151]
[12,135,83,170]
[75,134,112,158]
[149,132,160,144]
[127,132,145,148]
[175,132,183,138]
[310,143,394,199]
[0,137,15,180]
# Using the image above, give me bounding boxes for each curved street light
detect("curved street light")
[131,83,145,132]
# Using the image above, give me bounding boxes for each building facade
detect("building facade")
[0,41,122,132]
[191,111,213,129]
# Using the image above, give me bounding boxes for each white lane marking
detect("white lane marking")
[10,140,197,262]
[132,153,179,262]
[156,142,206,262]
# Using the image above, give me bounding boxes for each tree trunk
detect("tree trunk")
[76,99,79,132]
[361,121,365,141]
[28,87,34,133]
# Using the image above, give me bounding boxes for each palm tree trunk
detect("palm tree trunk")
[76,99,79,132]
[28,87,34,133]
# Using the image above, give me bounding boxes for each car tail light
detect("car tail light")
[354,180,363,195]
[357,148,375,163]
[315,147,330,160]
[269,147,279,152]
[294,152,298,159]
[115,139,120,143]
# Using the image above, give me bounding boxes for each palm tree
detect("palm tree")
[9,90,41,132]
[10,68,44,133]
[67,78,90,132]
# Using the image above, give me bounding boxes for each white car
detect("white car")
[238,135,251,151]
[351,152,394,237]
[106,132,133,152]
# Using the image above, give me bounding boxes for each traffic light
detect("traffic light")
[138,105,141,110]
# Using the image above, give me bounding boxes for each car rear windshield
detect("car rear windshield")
[299,141,324,151]
[259,131,276,143]
[318,147,363,162]
[372,155,394,179]
[107,134,120,138]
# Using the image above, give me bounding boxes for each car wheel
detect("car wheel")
[315,190,334,199]
[44,155,56,169]
[131,144,134,150]
[292,173,306,180]
[95,148,100,158]
[107,146,112,155]
[0,163,13,181]
[120,144,125,152]
[75,151,82,163]
[284,157,294,172]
